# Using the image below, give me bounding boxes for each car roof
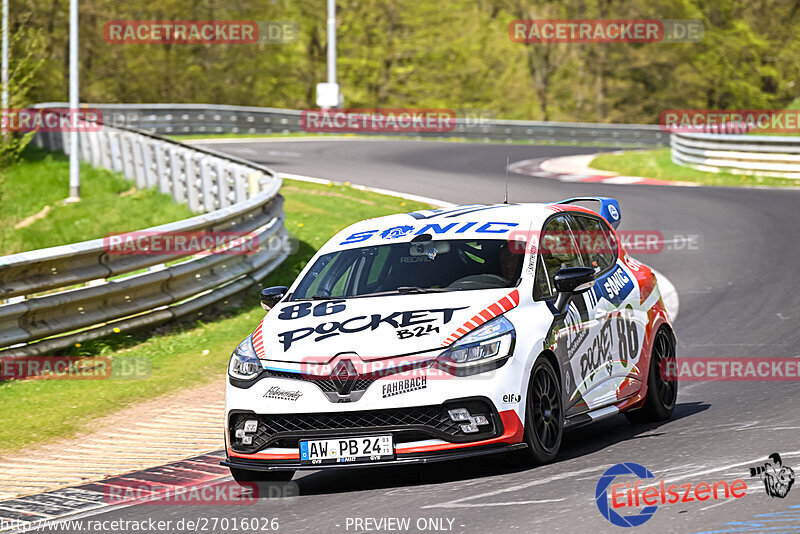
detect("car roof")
[320,202,606,253]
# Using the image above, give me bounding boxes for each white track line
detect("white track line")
[279,171,455,208]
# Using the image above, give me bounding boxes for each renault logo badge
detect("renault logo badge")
[331,359,359,395]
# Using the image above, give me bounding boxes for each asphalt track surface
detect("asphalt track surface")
[52,139,800,533]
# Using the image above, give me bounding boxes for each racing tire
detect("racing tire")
[229,467,295,485]
[519,357,564,465]
[624,326,678,424]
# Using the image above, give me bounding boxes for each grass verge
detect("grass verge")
[591,149,800,188]
[0,177,432,454]
[0,147,197,255]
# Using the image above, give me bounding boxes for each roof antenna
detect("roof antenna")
[503,157,510,204]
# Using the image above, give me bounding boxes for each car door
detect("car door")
[569,213,644,411]
[535,214,606,417]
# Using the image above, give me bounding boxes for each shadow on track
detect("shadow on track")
[284,401,709,497]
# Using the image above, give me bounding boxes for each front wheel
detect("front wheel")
[624,326,678,424]
[519,357,564,465]
[230,467,295,486]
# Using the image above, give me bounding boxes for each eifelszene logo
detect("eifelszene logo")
[595,462,748,527]
[596,463,658,527]
[749,453,795,498]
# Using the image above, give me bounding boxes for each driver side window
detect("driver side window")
[534,215,584,300]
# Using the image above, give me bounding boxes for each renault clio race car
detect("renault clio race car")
[223,197,677,482]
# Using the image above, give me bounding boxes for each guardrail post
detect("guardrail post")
[87,132,99,166]
[185,151,200,212]
[216,159,230,208]
[132,137,146,188]
[234,167,247,203]
[99,131,113,169]
[155,144,169,194]
[247,172,261,197]
[169,147,185,203]
[120,133,134,180]
[200,157,216,212]
[109,132,123,172]
[142,140,158,189]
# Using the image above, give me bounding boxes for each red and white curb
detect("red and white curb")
[0,452,229,532]
[509,154,699,187]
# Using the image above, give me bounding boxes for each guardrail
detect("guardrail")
[0,110,290,357]
[672,131,800,179]
[36,102,669,147]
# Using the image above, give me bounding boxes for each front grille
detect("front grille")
[263,369,375,394]
[229,399,499,453]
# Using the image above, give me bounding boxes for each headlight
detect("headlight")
[435,316,515,375]
[228,336,263,380]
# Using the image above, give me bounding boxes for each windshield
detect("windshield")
[292,239,524,300]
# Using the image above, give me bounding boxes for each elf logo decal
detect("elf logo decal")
[278,307,467,350]
[340,221,519,245]
[598,266,634,305]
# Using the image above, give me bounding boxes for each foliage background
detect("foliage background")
[10,0,800,122]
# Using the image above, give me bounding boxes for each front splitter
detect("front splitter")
[222,443,527,471]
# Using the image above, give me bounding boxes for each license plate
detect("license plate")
[299,435,394,465]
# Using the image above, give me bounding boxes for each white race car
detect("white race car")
[223,198,677,482]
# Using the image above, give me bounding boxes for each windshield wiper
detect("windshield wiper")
[396,286,451,294]
[295,294,335,301]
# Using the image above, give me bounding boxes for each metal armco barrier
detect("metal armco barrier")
[672,131,800,179]
[0,109,289,356]
[36,102,669,147]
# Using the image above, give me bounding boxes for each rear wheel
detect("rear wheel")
[519,357,563,465]
[230,467,295,485]
[625,326,677,424]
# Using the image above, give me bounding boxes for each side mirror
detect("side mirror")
[553,267,595,314]
[260,286,288,310]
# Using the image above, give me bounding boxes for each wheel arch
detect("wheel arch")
[536,348,562,391]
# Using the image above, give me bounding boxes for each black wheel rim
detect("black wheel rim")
[531,365,561,451]
[652,329,677,408]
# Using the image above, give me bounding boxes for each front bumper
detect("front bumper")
[223,442,528,471]
[225,345,532,467]
[224,405,525,468]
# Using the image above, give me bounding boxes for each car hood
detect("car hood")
[255,288,520,363]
